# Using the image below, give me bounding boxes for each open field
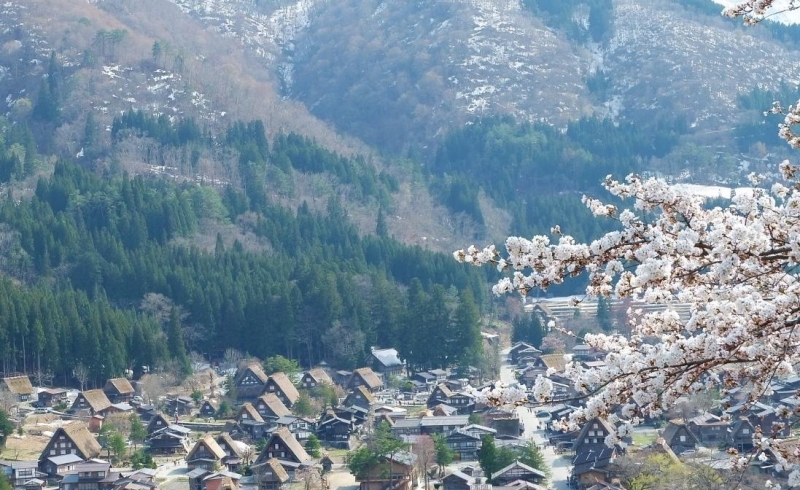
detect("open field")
[2,433,51,460]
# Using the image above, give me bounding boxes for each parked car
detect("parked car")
[33,407,51,414]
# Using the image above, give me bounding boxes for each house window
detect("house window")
[593,424,599,429]
[743,428,750,434]
[281,452,285,458]
[275,443,279,449]
[50,450,55,455]
[680,435,686,442]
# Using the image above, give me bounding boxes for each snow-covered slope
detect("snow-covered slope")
[607,0,800,131]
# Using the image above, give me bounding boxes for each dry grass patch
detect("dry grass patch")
[1,433,51,460]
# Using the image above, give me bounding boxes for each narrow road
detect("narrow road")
[500,351,571,490]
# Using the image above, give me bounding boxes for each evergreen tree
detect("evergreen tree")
[305,434,322,458]
[596,296,612,332]
[512,313,545,347]
[432,434,454,474]
[376,206,388,238]
[129,414,147,450]
[0,408,13,447]
[517,441,551,482]
[450,289,482,367]
[292,392,315,417]
[0,472,11,490]
[478,435,498,481]
[167,308,190,376]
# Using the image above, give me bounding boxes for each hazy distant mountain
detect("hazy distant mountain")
[3,0,800,251]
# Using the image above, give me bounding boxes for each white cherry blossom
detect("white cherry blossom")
[455,165,800,485]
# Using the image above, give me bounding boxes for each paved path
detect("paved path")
[500,350,571,490]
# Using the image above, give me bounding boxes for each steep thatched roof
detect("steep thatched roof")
[257,393,291,418]
[538,354,568,372]
[268,372,300,404]
[75,389,112,413]
[237,402,265,423]
[256,428,310,464]
[305,368,332,385]
[42,423,102,460]
[256,458,289,483]
[234,363,268,385]
[187,435,226,461]
[350,368,383,389]
[3,376,33,395]
[344,386,375,405]
[104,378,135,395]
[216,433,246,459]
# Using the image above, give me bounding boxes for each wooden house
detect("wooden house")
[516,347,543,366]
[413,372,436,387]
[202,471,242,490]
[353,453,417,490]
[254,428,311,476]
[251,457,289,490]
[343,386,374,411]
[320,455,333,473]
[529,354,567,374]
[187,436,227,471]
[574,418,618,457]
[508,342,537,365]
[274,416,314,440]
[727,418,756,452]
[368,348,405,377]
[199,400,220,419]
[441,470,474,490]
[165,395,194,416]
[725,401,791,439]
[2,376,34,402]
[215,433,251,471]
[264,373,300,408]
[136,405,159,423]
[427,384,454,409]
[70,390,112,416]
[146,413,172,434]
[187,469,242,490]
[660,420,699,455]
[687,412,728,445]
[102,378,135,404]
[38,423,102,463]
[299,369,332,391]
[571,447,616,490]
[431,404,458,417]
[391,415,470,437]
[0,460,47,490]
[332,370,352,387]
[254,393,291,421]
[445,429,483,461]
[492,461,547,486]
[235,403,268,439]
[39,453,82,480]
[316,410,353,449]
[59,460,121,490]
[146,424,192,455]
[346,368,383,392]
[37,388,68,408]
[233,364,269,403]
[236,403,264,424]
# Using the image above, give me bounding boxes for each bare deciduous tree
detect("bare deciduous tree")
[413,436,435,490]
[222,348,245,371]
[0,386,17,413]
[73,364,89,392]
[295,466,323,490]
